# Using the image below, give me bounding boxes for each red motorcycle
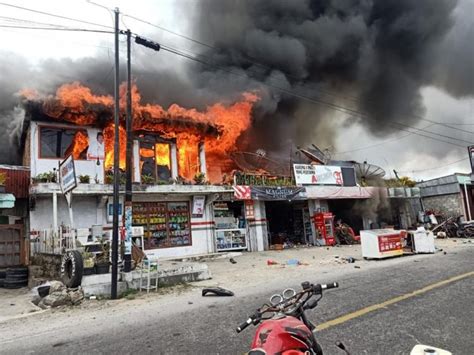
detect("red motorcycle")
[236,281,342,355]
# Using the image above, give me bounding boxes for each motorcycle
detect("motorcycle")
[236,281,452,355]
[236,280,339,354]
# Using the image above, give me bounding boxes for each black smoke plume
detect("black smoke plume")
[0,0,472,165]
[190,0,472,152]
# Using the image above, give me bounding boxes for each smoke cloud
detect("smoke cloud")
[0,0,472,166]
[190,0,472,151]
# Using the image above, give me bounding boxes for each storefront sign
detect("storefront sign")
[192,196,206,217]
[293,164,343,186]
[251,186,305,201]
[244,200,255,219]
[233,185,251,200]
[59,155,77,194]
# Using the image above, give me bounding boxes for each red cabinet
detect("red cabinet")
[313,212,336,246]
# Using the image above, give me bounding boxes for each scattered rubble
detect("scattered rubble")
[32,281,85,309]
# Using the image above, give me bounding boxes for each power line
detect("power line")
[154,41,471,149]
[0,24,113,33]
[0,2,112,29]
[123,12,474,130]
[398,157,469,173]
[333,124,437,155]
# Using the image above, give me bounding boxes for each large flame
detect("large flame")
[25,81,258,183]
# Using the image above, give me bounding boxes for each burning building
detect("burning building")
[22,82,260,257]
[20,83,395,259]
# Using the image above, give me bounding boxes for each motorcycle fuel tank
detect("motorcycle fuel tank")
[250,315,315,354]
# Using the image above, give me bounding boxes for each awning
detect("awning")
[0,193,15,208]
[304,186,382,200]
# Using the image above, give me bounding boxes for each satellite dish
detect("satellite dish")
[354,161,386,182]
[230,151,291,176]
[298,144,331,164]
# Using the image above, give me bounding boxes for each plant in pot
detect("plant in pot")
[82,252,95,275]
[0,172,6,193]
[104,170,113,184]
[95,240,111,274]
[79,175,90,184]
[141,174,154,185]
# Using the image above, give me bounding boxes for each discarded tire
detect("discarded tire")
[4,279,27,289]
[0,270,6,279]
[61,250,84,288]
[6,267,28,278]
[0,279,4,287]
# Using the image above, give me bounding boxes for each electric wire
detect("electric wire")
[124,12,474,130]
[0,2,112,29]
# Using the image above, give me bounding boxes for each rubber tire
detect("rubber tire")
[0,279,4,287]
[0,270,6,279]
[5,274,28,282]
[61,250,84,288]
[4,279,27,289]
[6,267,28,278]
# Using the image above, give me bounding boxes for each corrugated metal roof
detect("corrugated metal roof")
[0,167,30,199]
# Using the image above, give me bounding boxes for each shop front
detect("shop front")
[232,185,309,250]
[212,200,247,251]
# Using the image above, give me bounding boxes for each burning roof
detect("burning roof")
[21,82,258,182]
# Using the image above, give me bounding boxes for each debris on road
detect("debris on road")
[229,258,237,264]
[32,280,85,308]
[202,287,234,297]
[267,259,279,265]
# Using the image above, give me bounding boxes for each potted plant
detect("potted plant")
[141,174,154,185]
[79,175,90,184]
[193,172,207,185]
[95,240,110,274]
[105,170,114,184]
[0,172,6,193]
[82,252,95,275]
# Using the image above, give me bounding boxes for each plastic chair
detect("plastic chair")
[139,255,159,293]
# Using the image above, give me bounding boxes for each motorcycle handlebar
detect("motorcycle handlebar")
[321,282,339,290]
[236,317,254,333]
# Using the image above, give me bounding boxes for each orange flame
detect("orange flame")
[23,81,259,183]
[65,130,89,160]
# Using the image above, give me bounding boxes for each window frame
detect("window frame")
[37,124,90,161]
[137,135,174,183]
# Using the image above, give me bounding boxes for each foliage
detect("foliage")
[234,172,295,187]
[78,175,90,183]
[193,172,208,185]
[385,176,416,188]
[105,170,126,185]
[141,174,155,184]
[34,170,57,183]
[96,240,110,265]
[0,172,6,186]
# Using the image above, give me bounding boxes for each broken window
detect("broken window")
[139,135,172,183]
[39,126,89,160]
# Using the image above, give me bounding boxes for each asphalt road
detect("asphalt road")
[1,246,473,355]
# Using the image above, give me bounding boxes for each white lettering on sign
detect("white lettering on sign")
[293,164,344,185]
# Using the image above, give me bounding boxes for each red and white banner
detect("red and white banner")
[233,185,251,200]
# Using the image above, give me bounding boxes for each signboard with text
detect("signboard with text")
[293,164,344,186]
[59,155,77,194]
[192,196,206,217]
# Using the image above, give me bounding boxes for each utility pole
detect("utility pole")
[111,7,120,300]
[123,29,133,272]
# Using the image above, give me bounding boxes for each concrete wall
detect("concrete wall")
[421,193,464,217]
[30,195,105,230]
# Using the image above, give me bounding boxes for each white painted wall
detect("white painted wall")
[30,122,105,183]
[30,195,105,230]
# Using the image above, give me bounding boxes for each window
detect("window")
[39,127,89,160]
[132,201,191,249]
[139,135,172,183]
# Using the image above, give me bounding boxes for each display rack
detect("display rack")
[215,228,247,251]
[132,201,191,249]
[213,202,247,251]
